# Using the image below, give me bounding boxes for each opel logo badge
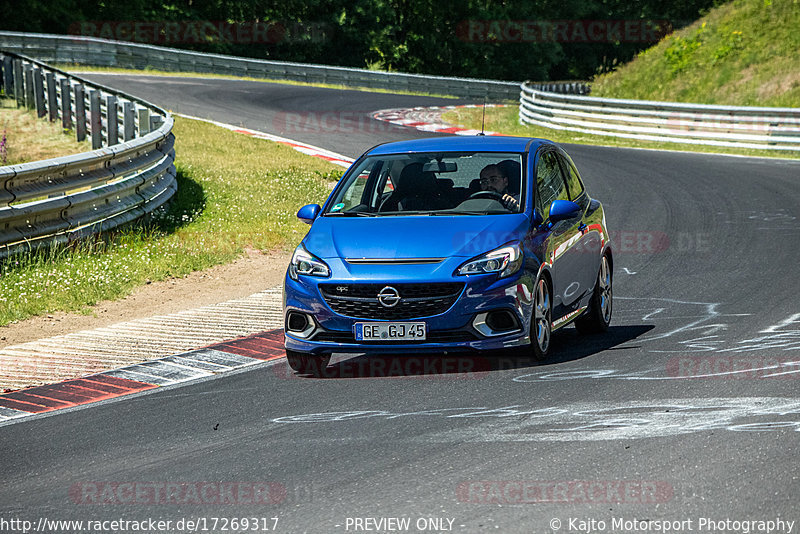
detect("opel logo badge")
[377,286,401,308]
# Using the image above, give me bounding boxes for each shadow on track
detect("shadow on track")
[285,324,653,379]
[539,324,654,366]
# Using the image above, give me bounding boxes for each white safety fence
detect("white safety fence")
[520,82,800,151]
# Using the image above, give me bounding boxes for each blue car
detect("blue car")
[283,136,612,374]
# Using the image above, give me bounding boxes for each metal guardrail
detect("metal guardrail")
[525,82,590,95]
[0,50,176,257]
[0,31,525,101]
[519,82,800,151]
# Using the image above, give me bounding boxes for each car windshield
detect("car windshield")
[324,152,524,216]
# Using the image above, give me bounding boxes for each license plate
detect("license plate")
[354,322,426,341]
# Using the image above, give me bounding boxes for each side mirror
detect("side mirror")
[297,204,321,224]
[548,200,581,223]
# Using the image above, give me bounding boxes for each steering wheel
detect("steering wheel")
[468,190,505,201]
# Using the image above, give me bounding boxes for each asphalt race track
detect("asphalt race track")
[81,75,467,157]
[1,74,799,534]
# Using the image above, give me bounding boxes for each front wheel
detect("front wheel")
[286,349,331,376]
[575,254,612,334]
[530,277,552,360]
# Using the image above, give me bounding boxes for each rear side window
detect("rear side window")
[536,151,569,219]
[559,153,585,201]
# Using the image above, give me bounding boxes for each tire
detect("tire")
[286,349,331,376]
[530,277,553,360]
[575,254,612,335]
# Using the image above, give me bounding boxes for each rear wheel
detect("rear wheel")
[530,277,552,360]
[286,350,331,376]
[575,254,612,334]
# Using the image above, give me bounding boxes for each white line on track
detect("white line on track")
[175,113,355,167]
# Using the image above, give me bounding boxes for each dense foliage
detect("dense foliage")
[0,0,722,81]
[592,0,800,107]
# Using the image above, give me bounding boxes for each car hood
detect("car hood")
[304,214,530,260]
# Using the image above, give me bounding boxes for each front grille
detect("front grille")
[313,329,477,344]
[318,282,464,320]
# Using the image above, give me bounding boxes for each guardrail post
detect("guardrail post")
[13,59,23,107]
[123,101,135,141]
[74,84,86,142]
[149,114,164,132]
[1,56,12,98]
[34,68,46,118]
[0,47,177,257]
[137,107,151,136]
[105,94,118,146]
[89,89,102,149]
[24,64,34,110]
[60,78,72,130]
[46,71,58,121]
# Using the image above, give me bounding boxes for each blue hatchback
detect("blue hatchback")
[283,136,612,374]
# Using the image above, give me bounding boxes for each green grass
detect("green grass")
[591,0,800,107]
[55,64,460,100]
[0,116,342,325]
[0,98,90,164]
[442,105,799,160]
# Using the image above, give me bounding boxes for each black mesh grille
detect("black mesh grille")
[318,283,464,320]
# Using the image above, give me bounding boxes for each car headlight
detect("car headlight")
[457,242,523,278]
[289,243,330,280]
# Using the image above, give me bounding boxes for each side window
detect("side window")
[341,170,371,210]
[340,160,389,211]
[559,153,585,201]
[536,151,569,220]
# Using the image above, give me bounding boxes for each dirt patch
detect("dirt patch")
[757,71,800,101]
[0,248,290,348]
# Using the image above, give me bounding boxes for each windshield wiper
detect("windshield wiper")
[369,210,510,216]
[431,210,487,215]
[372,211,429,216]
[325,211,377,217]
[432,210,509,215]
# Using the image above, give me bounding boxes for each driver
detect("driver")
[479,164,519,210]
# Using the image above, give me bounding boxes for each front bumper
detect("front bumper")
[283,269,535,355]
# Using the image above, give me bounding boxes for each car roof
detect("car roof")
[365,135,553,155]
